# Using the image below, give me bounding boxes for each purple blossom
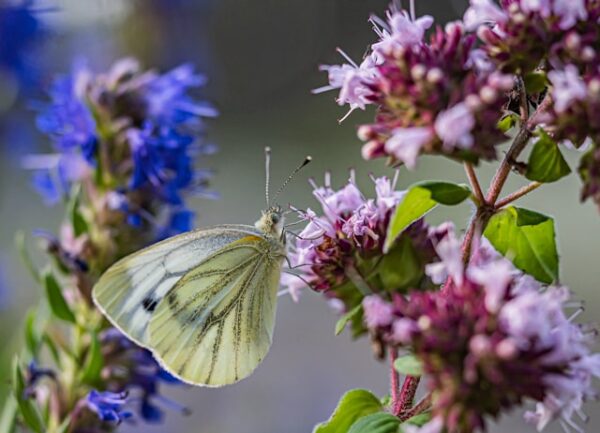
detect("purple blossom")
[317,5,513,166]
[283,173,407,296]
[384,127,434,169]
[372,10,434,54]
[363,295,394,328]
[463,0,507,31]
[365,227,600,433]
[85,391,133,423]
[434,103,475,149]
[548,65,588,113]
[313,51,378,119]
[553,0,588,30]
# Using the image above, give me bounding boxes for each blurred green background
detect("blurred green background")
[1,1,598,432]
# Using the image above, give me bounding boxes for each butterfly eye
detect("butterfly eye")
[271,214,280,224]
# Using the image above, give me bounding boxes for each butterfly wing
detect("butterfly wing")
[147,234,282,386]
[92,225,264,348]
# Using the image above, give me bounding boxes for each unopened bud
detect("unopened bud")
[427,68,443,84]
[480,86,498,104]
[411,64,427,81]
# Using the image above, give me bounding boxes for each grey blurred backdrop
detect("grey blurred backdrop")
[1,1,599,432]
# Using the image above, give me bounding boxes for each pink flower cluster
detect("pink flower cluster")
[363,227,600,433]
[282,172,436,304]
[463,0,600,210]
[465,0,600,74]
[316,6,514,168]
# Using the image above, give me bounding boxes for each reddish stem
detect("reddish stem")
[396,375,420,415]
[464,162,485,205]
[390,348,401,414]
[399,393,433,421]
[495,181,542,208]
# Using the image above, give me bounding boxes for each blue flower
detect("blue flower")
[128,349,189,423]
[30,58,217,236]
[85,390,133,423]
[0,0,44,88]
[99,328,189,423]
[143,63,218,127]
[35,66,98,163]
[127,122,194,205]
[24,361,55,398]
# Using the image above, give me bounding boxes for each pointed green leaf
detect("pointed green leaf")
[313,389,383,433]
[43,271,76,323]
[524,71,548,94]
[484,206,559,283]
[0,394,18,433]
[393,355,423,377]
[497,113,519,133]
[24,310,41,358]
[385,182,471,252]
[526,131,571,183]
[379,236,423,290]
[348,413,400,433]
[68,186,88,237]
[15,231,40,283]
[81,333,103,384]
[335,305,363,336]
[12,357,45,433]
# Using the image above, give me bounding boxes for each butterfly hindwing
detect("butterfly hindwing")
[92,225,265,347]
[147,235,281,386]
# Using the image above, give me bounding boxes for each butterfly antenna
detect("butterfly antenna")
[271,155,312,204]
[265,146,272,206]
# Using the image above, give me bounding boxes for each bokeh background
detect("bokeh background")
[1,1,599,432]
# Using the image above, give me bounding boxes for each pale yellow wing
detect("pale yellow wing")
[148,235,282,387]
[92,225,263,348]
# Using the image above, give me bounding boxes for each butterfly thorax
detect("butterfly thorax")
[255,206,284,237]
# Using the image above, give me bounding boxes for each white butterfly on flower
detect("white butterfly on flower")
[93,148,311,387]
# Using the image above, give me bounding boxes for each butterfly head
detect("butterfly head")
[255,205,284,237]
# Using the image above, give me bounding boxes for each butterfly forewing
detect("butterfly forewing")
[92,225,268,348]
[148,235,281,386]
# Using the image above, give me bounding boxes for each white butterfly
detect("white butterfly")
[93,148,311,387]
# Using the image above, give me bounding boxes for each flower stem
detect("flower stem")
[495,181,542,208]
[399,393,432,421]
[396,375,420,416]
[390,348,401,415]
[464,162,485,205]
[346,264,373,295]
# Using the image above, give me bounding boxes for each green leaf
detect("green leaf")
[68,186,88,237]
[385,182,471,252]
[15,231,40,283]
[484,206,559,283]
[12,357,45,433]
[524,71,548,94]
[348,413,400,433]
[0,394,18,433]
[335,305,363,336]
[404,412,431,427]
[526,131,571,183]
[497,113,519,133]
[81,333,103,384]
[393,354,423,377]
[43,270,76,323]
[42,334,62,366]
[313,389,383,433]
[379,236,423,290]
[24,310,41,358]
